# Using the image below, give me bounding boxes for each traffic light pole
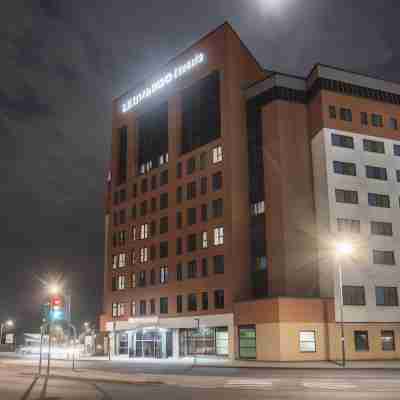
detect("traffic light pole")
[38,324,45,375]
[46,321,52,376]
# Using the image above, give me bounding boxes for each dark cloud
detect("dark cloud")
[1,0,399,333]
[0,84,52,121]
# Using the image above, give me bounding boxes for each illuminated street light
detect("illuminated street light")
[335,241,353,368]
[336,242,353,256]
[6,320,14,327]
[49,284,61,295]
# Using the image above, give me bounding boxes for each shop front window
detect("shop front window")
[239,325,256,359]
[179,327,228,356]
[119,333,129,355]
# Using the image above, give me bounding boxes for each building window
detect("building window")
[187,234,197,252]
[371,113,384,127]
[130,225,137,241]
[331,133,354,149]
[394,144,400,156]
[176,263,183,281]
[160,193,168,210]
[177,162,182,178]
[364,139,385,154]
[150,269,155,285]
[160,266,169,284]
[187,181,197,200]
[176,237,182,255]
[202,292,209,310]
[366,165,387,181]
[371,221,393,236]
[188,294,197,311]
[340,108,352,122]
[368,193,390,208]
[119,253,127,268]
[360,112,368,125]
[131,301,136,316]
[212,172,223,191]
[160,216,169,235]
[138,271,146,287]
[112,303,126,318]
[354,331,369,351]
[131,273,136,288]
[251,201,265,216]
[333,161,356,176]
[200,176,207,195]
[151,197,157,213]
[214,290,225,309]
[187,207,197,225]
[112,255,118,269]
[201,204,208,222]
[201,231,208,249]
[187,157,196,175]
[188,260,197,279]
[239,326,256,359]
[337,218,360,234]
[139,300,146,316]
[255,256,267,271]
[139,224,149,240]
[373,250,395,265]
[141,178,148,194]
[117,275,126,290]
[396,170,400,183]
[132,183,137,198]
[176,186,183,203]
[329,105,336,119]
[176,211,182,229]
[335,189,358,204]
[381,331,395,351]
[112,303,117,317]
[160,297,168,314]
[389,118,398,130]
[343,286,366,306]
[131,205,137,220]
[177,295,183,313]
[202,258,208,277]
[214,227,224,246]
[140,201,147,217]
[212,198,223,218]
[150,245,156,261]
[212,145,223,164]
[299,331,316,353]
[111,276,116,292]
[150,221,157,237]
[150,299,155,314]
[376,287,399,306]
[119,209,126,225]
[139,247,148,263]
[214,255,224,274]
[159,241,168,258]
[151,174,157,190]
[160,170,168,186]
[199,151,207,170]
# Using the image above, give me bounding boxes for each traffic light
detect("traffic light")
[50,295,65,321]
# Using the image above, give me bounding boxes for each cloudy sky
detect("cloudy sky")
[1,0,399,332]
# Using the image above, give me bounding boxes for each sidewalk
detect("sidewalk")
[78,355,400,369]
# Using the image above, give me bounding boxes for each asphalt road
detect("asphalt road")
[1,355,400,399]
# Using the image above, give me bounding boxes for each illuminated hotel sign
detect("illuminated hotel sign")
[122,53,206,112]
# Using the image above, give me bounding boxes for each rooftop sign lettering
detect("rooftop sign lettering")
[122,53,206,113]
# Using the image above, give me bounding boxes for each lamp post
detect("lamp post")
[336,242,353,368]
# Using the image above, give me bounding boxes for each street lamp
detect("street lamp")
[336,241,353,368]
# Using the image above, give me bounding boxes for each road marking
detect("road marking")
[303,381,356,390]
[224,379,274,390]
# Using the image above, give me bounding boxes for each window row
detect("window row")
[177,145,223,179]
[337,218,393,236]
[332,133,400,156]
[343,286,399,306]
[111,290,225,318]
[329,107,398,130]
[335,189,398,209]
[333,161,400,182]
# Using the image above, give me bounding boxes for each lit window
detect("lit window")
[131,225,137,241]
[140,247,148,263]
[299,331,316,352]
[202,231,208,249]
[112,303,117,317]
[117,303,125,317]
[131,273,136,288]
[119,253,127,268]
[160,266,169,284]
[140,224,149,240]
[131,301,136,316]
[214,227,224,246]
[112,255,118,269]
[251,201,265,216]
[212,145,223,164]
[118,275,126,290]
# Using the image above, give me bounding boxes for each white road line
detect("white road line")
[303,381,357,390]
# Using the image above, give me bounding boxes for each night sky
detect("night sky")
[1,0,399,335]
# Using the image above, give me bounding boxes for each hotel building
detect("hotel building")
[101,23,400,361]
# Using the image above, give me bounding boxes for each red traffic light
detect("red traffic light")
[51,296,64,308]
